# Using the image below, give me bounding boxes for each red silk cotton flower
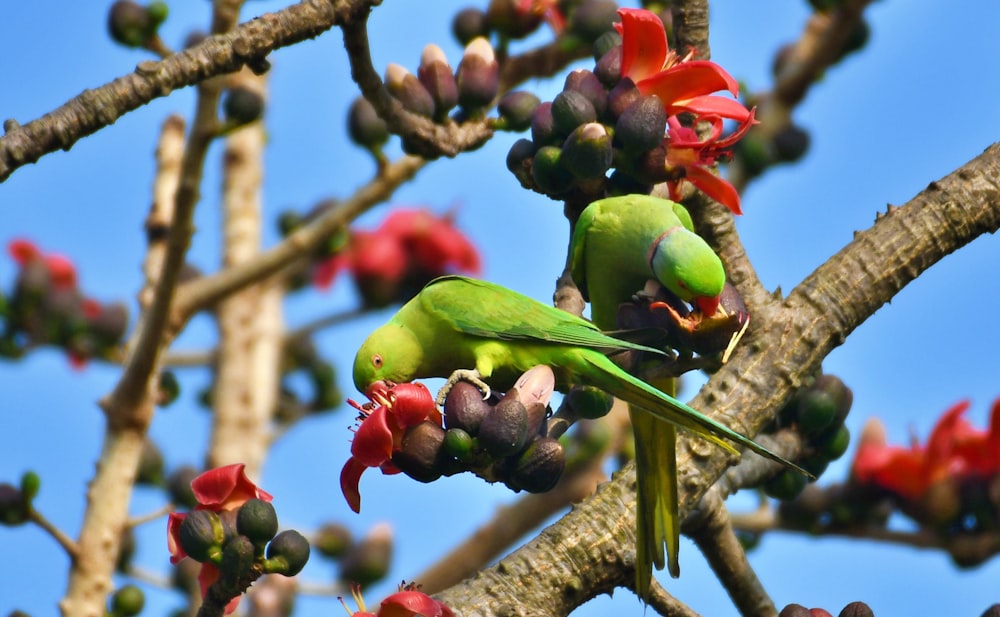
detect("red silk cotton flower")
[852,398,1000,502]
[340,382,440,513]
[341,582,455,617]
[615,8,750,123]
[167,464,274,615]
[313,208,481,307]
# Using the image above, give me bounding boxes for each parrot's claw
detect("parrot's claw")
[435,369,491,406]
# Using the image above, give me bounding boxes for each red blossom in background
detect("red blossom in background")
[167,464,274,615]
[313,208,481,307]
[852,398,1000,502]
[8,239,78,289]
[339,382,440,513]
[515,0,565,34]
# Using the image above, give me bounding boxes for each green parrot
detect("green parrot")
[353,274,805,597]
[569,193,733,593]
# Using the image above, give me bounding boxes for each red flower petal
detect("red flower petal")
[673,94,753,123]
[340,456,367,513]
[45,254,78,289]
[615,8,669,83]
[167,512,188,563]
[351,405,395,467]
[389,382,439,428]
[636,61,740,114]
[189,463,273,512]
[682,166,743,215]
[312,254,350,289]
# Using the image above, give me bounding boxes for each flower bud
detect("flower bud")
[550,90,597,136]
[479,395,531,458]
[393,421,446,483]
[19,471,40,502]
[561,122,613,180]
[773,124,810,162]
[347,97,389,150]
[167,465,200,509]
[443,427,476,461]
[266,529,311,576]
[0,483,28,526]
[385,64,436,118]
[530,101,558,146]
[110,584,145,617]
[838,601,874,617]
[452,7,489,46]
[565,385,613,420]
[796,388,839,437]
[456,38,499,111]
[763,468,808,501]
[568,0,619,43]
[418,44,459,120]
[178,510,226,562]
[486,0,542,38]
[237,498,279,546]
[817,425,850,461]
[497,91,542,132]
[314,522,353,559]
[633,143,671,184]
[508,437,565,493]
[222,86,265,127]
[616,95,667,153]
[606,78,641,120]
[735,132,773,178]
[591,28,622,62]
[157,370,180,407]
[136,438,164,486]
[506,138,537,189]
[107,1,153,48]
[531,145,575,195]
[339,523,392,587]
[563,70,607,118]
[594,44,623,88]
[779,605,812,617]
[444,380,491,434]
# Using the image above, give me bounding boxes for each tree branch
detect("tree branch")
[0,0,375,183]
[436,144,1000,616]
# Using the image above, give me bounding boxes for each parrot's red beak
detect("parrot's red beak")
[696,295,721,317]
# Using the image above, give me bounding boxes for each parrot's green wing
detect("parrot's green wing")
[419,275,666,356]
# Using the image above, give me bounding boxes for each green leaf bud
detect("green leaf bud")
[313,522,353,559]
[561,122,613,180]
[110,584,145,617]
[531,145,575,195]
[565,385,614,420]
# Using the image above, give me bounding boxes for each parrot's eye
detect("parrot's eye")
[371,354,383,368]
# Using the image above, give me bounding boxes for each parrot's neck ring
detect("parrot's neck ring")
[646,225,684,270]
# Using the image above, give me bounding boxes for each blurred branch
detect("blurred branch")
[684,491,776,617]
[28,507,80,561]
[671,0,711,59]
[173,154,425,319]
[728,0,875,192]
[437,142,1000,616]
[0,0,377,183]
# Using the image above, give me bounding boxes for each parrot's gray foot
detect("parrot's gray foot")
[436,369,491,406]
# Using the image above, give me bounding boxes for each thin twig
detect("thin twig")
[29,508,80,561]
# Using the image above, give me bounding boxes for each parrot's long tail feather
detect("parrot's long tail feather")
[582,354,813,477]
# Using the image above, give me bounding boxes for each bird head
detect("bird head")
[649,228,725,317]
[353,323,424,394]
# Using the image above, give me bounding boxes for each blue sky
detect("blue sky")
[2,1,999,616]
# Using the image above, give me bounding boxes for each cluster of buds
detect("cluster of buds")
[850,397,1000,537]
[780,601,874,617]
[340,581,454,617]
[269,337,342,424]
[505,7,756,214]
[289,207,480,309]
[167,464,310,615]
[340,367,563,514]
[0,240,128,367]
[762,373,853,500]
[348,37,499,159]
[452,0,619,48]
[313,521,397,588]
[107,0,168,51]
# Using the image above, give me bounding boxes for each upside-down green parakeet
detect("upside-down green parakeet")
[353,274,804,598]
[569,193,733,594]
